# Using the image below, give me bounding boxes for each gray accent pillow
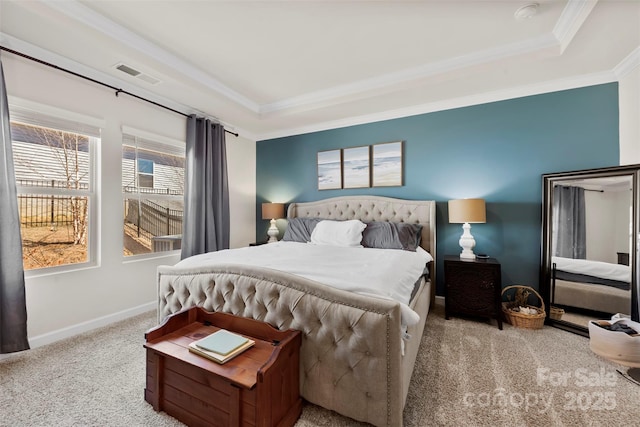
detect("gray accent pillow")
[361,222,423,252]
[282,217,323,243]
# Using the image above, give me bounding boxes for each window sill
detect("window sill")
[122,250,181,264]
[25,261,100,279]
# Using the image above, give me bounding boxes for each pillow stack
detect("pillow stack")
[282,217,422,252]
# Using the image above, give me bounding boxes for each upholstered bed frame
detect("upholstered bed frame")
[554,279,631,315]
[157,196,436,426]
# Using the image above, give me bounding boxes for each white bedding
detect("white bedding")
[176,241,433,326]
[552,256,631,283]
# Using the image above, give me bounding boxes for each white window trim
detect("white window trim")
[122,127,184,260]
[9,96,104,134]
[10,99,101,277]
[121,125,184,150]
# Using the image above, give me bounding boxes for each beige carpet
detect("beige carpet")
[1,304,638,427]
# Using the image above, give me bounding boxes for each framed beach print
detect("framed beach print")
[372,141,403,187]
[342,146,370,189]
[317,149,342,190]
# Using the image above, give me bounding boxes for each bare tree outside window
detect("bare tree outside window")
[11,121,94,270]
[33,126,89,245]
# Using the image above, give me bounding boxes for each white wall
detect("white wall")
[3,54,256,346]
[619,66,640,165]
[228,134,256,248]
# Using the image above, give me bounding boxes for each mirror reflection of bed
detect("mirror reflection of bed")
[550,175,633,329]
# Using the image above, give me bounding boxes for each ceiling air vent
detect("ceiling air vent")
[114,63,161,85]
[115,63,140,76]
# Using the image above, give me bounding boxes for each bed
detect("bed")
[552,256,631,315]
[156,195,435,427]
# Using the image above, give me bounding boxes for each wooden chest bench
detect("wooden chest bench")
[144,307,302,427]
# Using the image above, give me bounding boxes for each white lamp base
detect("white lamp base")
[267,218,279,243]
[458,222,476,260]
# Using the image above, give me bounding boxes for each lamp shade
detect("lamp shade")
[262,202,285,220]
[448,199,486,224]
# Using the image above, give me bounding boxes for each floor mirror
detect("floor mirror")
[541,164,640,336]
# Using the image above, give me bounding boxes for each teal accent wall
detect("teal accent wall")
[256,83,620,295]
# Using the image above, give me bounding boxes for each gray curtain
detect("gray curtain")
[181,116,229,259]
[552,185,586,259]
[0,57,30,353]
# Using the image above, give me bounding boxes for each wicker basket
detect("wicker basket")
[501,285,546,330]
[550,306,565,321]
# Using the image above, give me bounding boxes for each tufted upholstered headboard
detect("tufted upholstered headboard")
[287,195,437,300]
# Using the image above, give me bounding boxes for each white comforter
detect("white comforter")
[552,256,631,283]
[176,241,433,326]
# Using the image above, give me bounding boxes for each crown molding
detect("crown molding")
[614,46,640,79]
[38,0,590,118]
[257,70,617,141]
[260,33,559,115]
[553,0,599,53]
[6,0,615,142]
[41,0,260,113]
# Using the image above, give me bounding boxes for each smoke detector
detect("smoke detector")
[114,63,161,85]
[514,3,539,20]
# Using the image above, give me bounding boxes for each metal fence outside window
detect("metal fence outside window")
[17,181,184,245]
[124,198,183,238]
[17,179,88,227]
[123,184,182,248]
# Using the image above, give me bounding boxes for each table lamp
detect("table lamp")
[448,198,486,260]
[262,202,285,243]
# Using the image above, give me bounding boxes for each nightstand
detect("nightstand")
[444,255,503,330]
[249,241,268,246]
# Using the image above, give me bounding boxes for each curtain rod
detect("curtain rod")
[0,45,239,137]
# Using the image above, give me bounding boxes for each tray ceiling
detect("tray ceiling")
[0,0,638,140]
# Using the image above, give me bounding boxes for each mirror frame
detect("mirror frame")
[541,164,640,336]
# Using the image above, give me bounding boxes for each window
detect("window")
[10,105,98,271]
[137,159,154,188]
[122,130,184,257]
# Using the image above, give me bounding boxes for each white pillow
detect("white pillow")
[310,219,367,247]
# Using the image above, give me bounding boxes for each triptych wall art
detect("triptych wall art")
[317,141,403,190]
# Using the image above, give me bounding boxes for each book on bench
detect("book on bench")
[188,329,255,364]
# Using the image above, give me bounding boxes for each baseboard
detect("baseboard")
[27,301,156,349]
[434,295,445,306]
